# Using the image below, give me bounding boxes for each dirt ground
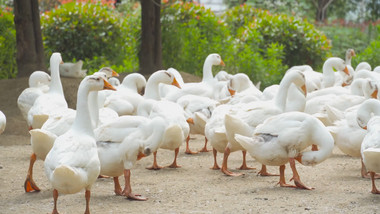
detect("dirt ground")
[1,73,380,214]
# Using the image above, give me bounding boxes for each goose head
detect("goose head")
[28,71,51,88]
[206,53,225,67]
[229,73,254,93]
[322,57,350,88]
[202,53,225,82]
[148,70,181,88]
[285,69,307,95]
[345,48,355,65]
[108,77,120,87]
[86,74,116,92]
[98,67,119,78]
[50,52,63,66]
[355,62,372,72]
[121,73,146,94]
[214,70,232,81]
[357,99,380,129]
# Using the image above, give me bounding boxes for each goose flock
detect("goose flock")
[12,51,380,213]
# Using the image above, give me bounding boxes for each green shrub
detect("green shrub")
[161,2,234,76]
[41,2,140,73]
[234,26,288,88]
[318,25,370,58]
[223,5,331,70]
[0,8,16,79]
[353,40,380,68]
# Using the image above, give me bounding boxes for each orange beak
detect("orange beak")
[362,126,367,130]
[228,88,236,96]
[351,49,356,57]
[103,79,116,91]
[371,89,378,99]
[343,66,350,75]
[137,151,146,160]
[172,77,181,88]
[220,60,225,66]
[186,117,194,125]
[111,70,119,77]
[301,84,307,95]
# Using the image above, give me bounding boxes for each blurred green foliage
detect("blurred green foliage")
[161,2,234,77]
[40,2,140,73]
[0,0,379,88]
[353,25,380,68]
[223,5,331,70]
[0,8,16,78]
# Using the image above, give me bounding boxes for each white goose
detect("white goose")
[224,73,263,105]
[206,69,307,176]
[163,53,226,102]
[345,48,356,77]
[137,70,187,169]
[59,60,87,78]
[27,53,66,129]
[360,115,380,194]
[44,75,115,214]
[17,71,51,121]
[104,72,146,116]
[234,111,334,190]
[0,110,5,134]
[23,69,118,193]
[322,57,350,88]
[96,116,167,200]
[328,99,380,178]
[305,78,378,126]
[177,94,218,153]
[355,61,372,72]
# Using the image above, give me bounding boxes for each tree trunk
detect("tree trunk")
[14,0,46,78]
[139,0,163,75]
[314,0,334,23]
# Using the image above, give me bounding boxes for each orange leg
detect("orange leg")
[277,165,296,188]
[221,147,243,176]
[289,158,314,190]
[361,159,380,179]
[237,151,255,170]
[24,153,41,192]
[257,164,278,176]
[52,189,59,214]
[370,171,380,194]
[167,148,181,168]
[146,151,163,170]
[113,176,123,196]
[122,169,147,200]
[185,135,198,154]
[199,137,211,152]
[84,190,91,214]
[210,148,220,170]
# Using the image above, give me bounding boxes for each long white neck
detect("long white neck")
[322,58,337,88]
[202,56,214,82]
[144,79,161,100]
[301,117,334,166]
[358,99,380,126]
[274,76,293,112]
[88,91,99,129]
[72,83,94,136]
[49,57,64,97]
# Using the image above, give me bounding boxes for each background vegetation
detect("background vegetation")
[0,0,379,89]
